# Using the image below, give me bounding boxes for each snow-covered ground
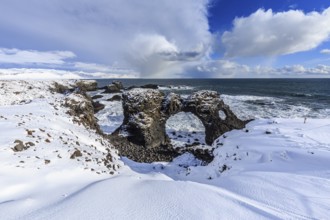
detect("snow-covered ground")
[1,81,330,219]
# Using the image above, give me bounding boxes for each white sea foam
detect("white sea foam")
[95,92,329,137]
[221,94,329,119]
[159,85,195,91]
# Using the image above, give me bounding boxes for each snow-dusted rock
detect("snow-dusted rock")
[183,90,249,145]
[113,89,248,162]
[102,81,124,93]
[75,80,98,91]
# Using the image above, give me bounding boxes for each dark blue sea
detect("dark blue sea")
[96,79,330,119]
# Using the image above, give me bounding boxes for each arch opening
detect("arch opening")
[219,110,227,120]
[166,112,206,148]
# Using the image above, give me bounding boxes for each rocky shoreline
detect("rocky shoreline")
[61,80,250,163]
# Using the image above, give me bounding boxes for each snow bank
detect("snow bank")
[0,80,121,218]
[1,80,330,219]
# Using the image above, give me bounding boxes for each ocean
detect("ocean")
[96,79,330,119]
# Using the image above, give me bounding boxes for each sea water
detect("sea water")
[96,78,330,119]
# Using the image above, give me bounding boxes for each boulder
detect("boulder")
[75,80,98,91]
[141,84,159,89]
[92,95,103,100]
[112,81,124,90]
[103,81,124,93]
[13,140,25,152]
[92,101,105,113]
[70,150,82,159]
[107,94,122,102]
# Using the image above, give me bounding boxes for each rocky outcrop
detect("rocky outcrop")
[92,101,105,113]
[102,81,124,94]
[64,96,101,132]
[51,82,101,133]
[117,89,169,148]
[182,90,247,145]
[75,80,98,91]
[107,95,122,102]
[140,84,159,89]
[112,88,250,162]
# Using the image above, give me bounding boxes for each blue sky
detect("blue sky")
[1,0,330,78]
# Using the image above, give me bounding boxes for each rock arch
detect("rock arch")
[112,89,249,151]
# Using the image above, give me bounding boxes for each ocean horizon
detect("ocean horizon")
[96,78,330,119]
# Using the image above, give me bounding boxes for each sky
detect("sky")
[1,0,330,78]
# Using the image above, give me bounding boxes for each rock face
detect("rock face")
[102,81,124,93]
[119,89,168,148]
[75,80,98,91]
[182,90,247,145]
[52,82,101,133]
[113,88,250,162]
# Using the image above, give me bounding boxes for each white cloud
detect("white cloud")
[0,68,137,79]
[320,49,330,54]
[0,48,75,65]
[0,0,211,77]
[73,62,138,77]
[191,60,330,78]
[222,8,330,57]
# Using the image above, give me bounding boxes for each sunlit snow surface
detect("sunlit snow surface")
[1,82,330,219]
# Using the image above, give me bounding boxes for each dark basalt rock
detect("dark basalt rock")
[70,150,83,159]
[92,101,105,113]
[92,95,103,100]
[75,80,98,91]
[116,89,169,149]
[13,140,25,152]
[52,82,72,94]
[64,94,101,133]
[182,90,248,145]
[102,81,124,94]
[140,84,159,89]
[107,94,122,102]
[112,88,250,163]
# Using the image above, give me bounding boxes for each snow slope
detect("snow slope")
[1,81,330,219]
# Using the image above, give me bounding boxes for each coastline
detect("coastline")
[1,80,330,219]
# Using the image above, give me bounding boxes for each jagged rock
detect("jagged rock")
[70,150,82,159]
[107,95,122,102]
[92,101,105,113]
[162,93,182,115]
[112,88,250,163]
[141,84,158,89]
[75,80,98,91]
[64,95,101,133]
[112,81,124,90]
[103,81,123,93]
[116,88,169,148]
[13,140,25,152]
[52,82,71,94]
[182,90,248,145]
[25,142,35,147]
[92,95,103,100]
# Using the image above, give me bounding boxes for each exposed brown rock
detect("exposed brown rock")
[102,81,124,94]
[13,140,25,152]
[70,150,83,159]
[107,95,122,102]
[92,101,105,113]
[92,95,103,100]
[75,80,98,91]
